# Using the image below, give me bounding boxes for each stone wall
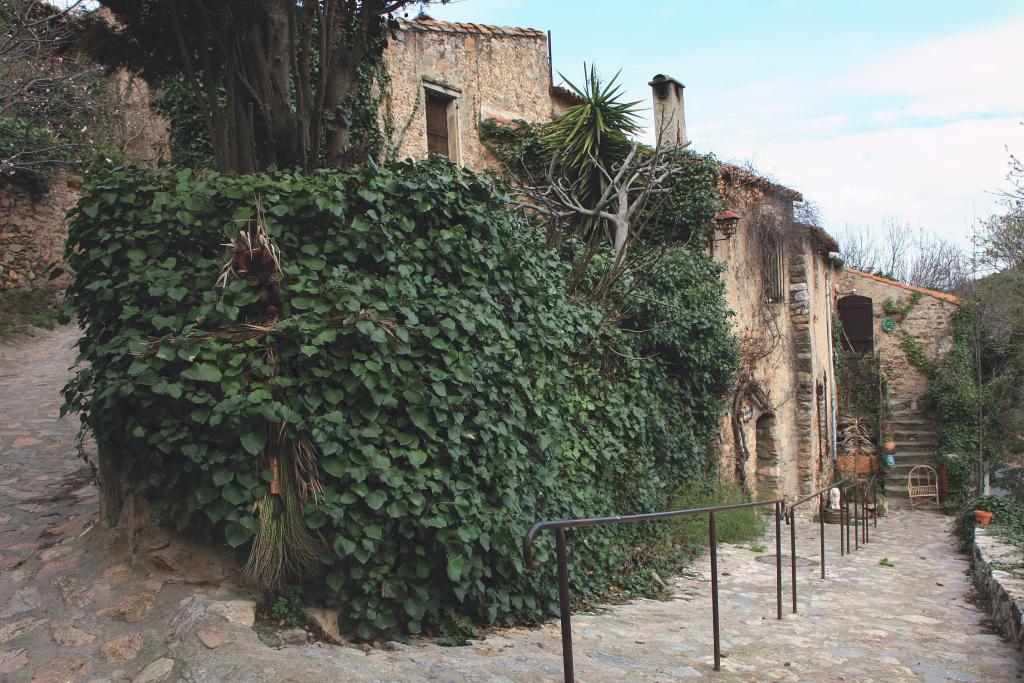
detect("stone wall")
[835,270,959,412]
[714,167,838,500]
[0,69,166,303]
[973,528,1024,655]
[0,169,79,297]
[383,18,554,170]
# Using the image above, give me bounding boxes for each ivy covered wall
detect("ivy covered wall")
[62,158,737,639]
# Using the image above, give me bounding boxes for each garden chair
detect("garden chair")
[907,465,940,509]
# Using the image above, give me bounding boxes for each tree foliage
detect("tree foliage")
[61,159,737,639]
[0,0,130,192]
[78,0,434,173]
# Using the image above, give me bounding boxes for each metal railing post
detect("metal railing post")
[709,511,720,671]
[775,501,782,620]
[790,509,797,614]
[846,487,852,552]
[839,486,845,556]
[861,485,867,544]
[819,492,826,579]
[854,485,859,551]
[555,527,574,683]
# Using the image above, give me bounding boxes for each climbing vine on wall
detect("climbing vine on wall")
[61,158,737,640]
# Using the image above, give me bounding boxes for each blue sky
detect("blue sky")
[425,0,1024,246]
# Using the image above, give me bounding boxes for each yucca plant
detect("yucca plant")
[543,64,643,207]
[840,417,875,456]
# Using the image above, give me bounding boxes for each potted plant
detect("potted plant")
[838,417,876,474]
[973,495,1001,526]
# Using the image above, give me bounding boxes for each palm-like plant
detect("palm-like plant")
[543,64,643,206]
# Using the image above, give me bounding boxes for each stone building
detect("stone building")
[3,14,849,501]
[835,269,960,499]
[709,162,840,501]
[383,17,563,169]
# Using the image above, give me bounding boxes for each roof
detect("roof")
[797,222,839,254]
[845,268,962,305]
[396,17,546,39]
[717,162,803,202]
[550,84,584,106]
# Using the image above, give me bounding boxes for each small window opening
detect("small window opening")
[764,235,785,302]
[425,90,453,159]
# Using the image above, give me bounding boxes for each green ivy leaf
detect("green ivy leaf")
[181,363,222,382]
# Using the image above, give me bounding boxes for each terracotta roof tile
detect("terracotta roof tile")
[397,18,546,38]
[845,269,962,305]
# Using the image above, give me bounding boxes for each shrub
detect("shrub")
[62,158,736,639]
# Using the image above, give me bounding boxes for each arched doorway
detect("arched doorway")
[837,295,873,355]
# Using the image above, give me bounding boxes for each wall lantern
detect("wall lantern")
[713,209,740,239]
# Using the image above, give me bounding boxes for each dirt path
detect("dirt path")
[0,325,1020,682]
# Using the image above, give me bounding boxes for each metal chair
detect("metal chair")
[907,465,940,509]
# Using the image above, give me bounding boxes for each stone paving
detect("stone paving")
[0,324,1021,682]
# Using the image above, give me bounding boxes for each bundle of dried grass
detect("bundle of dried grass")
[241,421,325,590]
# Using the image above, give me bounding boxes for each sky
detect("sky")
[422,0,1024,247]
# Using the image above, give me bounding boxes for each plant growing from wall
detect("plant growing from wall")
[883,292,922,317]
[480,71,720,303]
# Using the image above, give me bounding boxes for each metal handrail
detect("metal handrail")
[783,476,879,614]
[523,498,785,681]
[524,477,884,682]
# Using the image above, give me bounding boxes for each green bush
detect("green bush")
[669,477,766,554]
[62,159,736,639]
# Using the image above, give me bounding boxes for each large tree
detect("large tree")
[80,1,436,174]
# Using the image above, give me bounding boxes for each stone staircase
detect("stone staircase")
[883,405,939,500]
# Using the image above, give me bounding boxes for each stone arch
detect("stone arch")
[837,294,873,355]
[755,413,781,500]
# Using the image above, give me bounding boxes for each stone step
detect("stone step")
[893,441,937,449]
[889,455,938,465]
[893,429,937,438]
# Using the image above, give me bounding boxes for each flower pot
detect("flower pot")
[883,438,896,453]
[975,510,993,526]
[838,455,878,474]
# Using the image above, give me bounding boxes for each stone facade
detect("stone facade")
[834,269,960,497]
[0,170,79,297]
[712,166,839,500]
[383,18,556,170]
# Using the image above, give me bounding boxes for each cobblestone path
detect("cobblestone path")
[0,325,1020,682]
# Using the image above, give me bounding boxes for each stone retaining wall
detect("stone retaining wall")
[0,169,79,299]
[973,527,1024,654]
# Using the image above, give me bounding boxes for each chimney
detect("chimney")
[648,74,687,149]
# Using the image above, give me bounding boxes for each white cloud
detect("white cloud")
[732,117,1024,245]
[843,16,1024,122]
[686,17,1024,245]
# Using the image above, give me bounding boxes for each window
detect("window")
[425,91,450,158]
[763,234,785,303]
[424,87,458,161]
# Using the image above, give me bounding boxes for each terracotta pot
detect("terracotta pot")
[975,510,993,526]
[838,455,877,474]
[884,438,896,453]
